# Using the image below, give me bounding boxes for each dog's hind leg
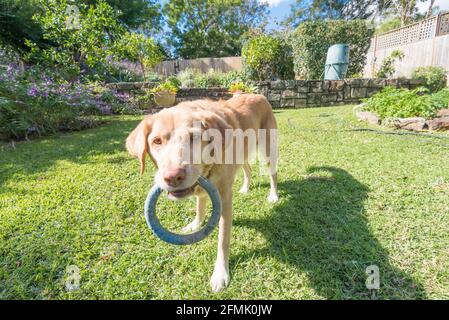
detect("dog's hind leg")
[262,115,279,203]
[182,195,206,233]
[239,163,251,194]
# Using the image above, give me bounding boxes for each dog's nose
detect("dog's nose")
[163,168,186,187]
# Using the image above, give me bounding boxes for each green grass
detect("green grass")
[1,106,449,299]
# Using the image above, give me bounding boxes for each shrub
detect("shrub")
[176,68,248,88]
[228,82,255,93]
[0,48,130,140]
[412,66,447,93]
[363,87,449,119]
[242,35,294,81]
[376,50,404,79]
[289,20,373,80]
[150,80,179,94]
[375,18,401,35]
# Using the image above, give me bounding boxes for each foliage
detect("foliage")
[0,65,100,140]
[242,35,294,81]
[163,0,269,59]
[228,81,255,93]
[375,17,402,34]
[0,47,142,140]
[0,0,44,50]
[383,0,423,26]
[288,20,373,80]
[166,76,182,89]
[150,80,179,94]
[83,0,162,33]
[114,33,163,79]
[363,86,449,119]
[176,68,248,88]
[375,50,404,78]
[0,0,161,51]
[412,66,447,93]
[286,0,384,26]
[26,0,125,79]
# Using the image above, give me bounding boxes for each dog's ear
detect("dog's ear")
[126,116,153,175]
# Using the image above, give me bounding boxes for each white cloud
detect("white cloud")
[260,0,286,7]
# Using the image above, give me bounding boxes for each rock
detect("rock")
[395,117,427,131]
[436,108,449,118]
[356,111,380,125]
[427,117,449,131]
[351,87,367,99]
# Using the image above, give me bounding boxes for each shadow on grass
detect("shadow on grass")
[0,118,139,189]
[233,166,426,299]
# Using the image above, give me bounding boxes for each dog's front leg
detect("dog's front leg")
[210,187,232,292]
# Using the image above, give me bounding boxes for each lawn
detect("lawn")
[1,105,449,299]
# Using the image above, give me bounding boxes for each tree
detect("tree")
[0,0,162,53]
[286,0,387,26]
[0,0,44,50]
[83,0,162,33]
[242,35,294,80]
[163,0,269,59]
[383,0,429,26]
[26,0,126,77]
[114,33,163,79]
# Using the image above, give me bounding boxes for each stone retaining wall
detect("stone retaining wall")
[107,78,425,108]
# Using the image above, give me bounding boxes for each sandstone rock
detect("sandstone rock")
[427,117,449,131]
[395,117,427,131]
[356,111,380,125]
[436,108,449,118]
[351,87,367,99]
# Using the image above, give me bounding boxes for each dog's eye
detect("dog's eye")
[152,137,162,145]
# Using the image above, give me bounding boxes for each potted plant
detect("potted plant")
[228,82,255,96]
[150,79,179,108]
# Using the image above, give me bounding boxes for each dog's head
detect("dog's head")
[126,103,231,199]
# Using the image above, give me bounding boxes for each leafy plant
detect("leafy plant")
[242,35,294,81]
[150,80,179,94]
[288,20,373,80]
[228,82,255,93]
[363,86,449,120]
[114,32,163,79]
[376,50,404,79]
[176,68,247,89]
[412,66,447,93]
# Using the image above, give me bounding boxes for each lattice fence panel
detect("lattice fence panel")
[437,12,449,36]
[375,17,437,50]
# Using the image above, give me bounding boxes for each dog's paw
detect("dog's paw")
[267,193,279,203]
[239,186,249,194]
[182,219,202,233]
[210,267,230,292]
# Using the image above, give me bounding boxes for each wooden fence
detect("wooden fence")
[153,56,242,77]
[363,12,449,83]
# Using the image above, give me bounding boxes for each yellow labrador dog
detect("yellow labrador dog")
[126,93,278,292]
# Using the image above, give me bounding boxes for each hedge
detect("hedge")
[288,20,373,80]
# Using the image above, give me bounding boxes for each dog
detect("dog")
[126,93,278,292]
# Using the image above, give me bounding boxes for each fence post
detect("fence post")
[371,35,378,77]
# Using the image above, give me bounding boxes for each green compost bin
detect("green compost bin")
[324,44,349,80]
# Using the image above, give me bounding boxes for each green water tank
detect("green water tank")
[324,44,350,80]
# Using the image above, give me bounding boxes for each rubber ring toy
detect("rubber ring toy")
[144,176,222,245]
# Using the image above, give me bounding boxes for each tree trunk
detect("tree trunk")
[139,59,146,80]
[426,0,435,18]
